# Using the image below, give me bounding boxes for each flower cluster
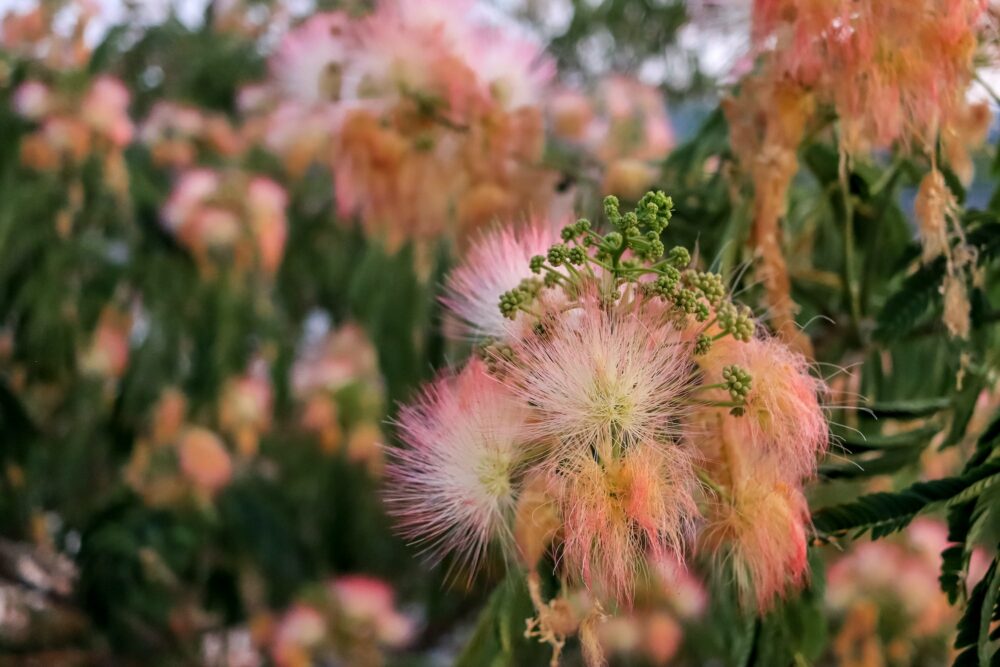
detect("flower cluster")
[292,322,387,473]
[751,0,988,155]
[386,191,828,662]
[266,576,415,667]
[549,75,676,200]
[824,519,989,667]
[161,168,288,278]
[13,76,133,197]
[729,0,992,347]
[252,0,558,251]
[125,387,237,505]
[140,101,244,170]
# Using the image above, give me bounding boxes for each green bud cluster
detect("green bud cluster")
[494,191,758,413]
[717,302,755,342]
[694,334,713,356]
[723,364,752,415]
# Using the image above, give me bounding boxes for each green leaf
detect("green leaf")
[954,556,998,667]
[863,397,952,419]
[813,459,1000,540]
[454,571,538,667]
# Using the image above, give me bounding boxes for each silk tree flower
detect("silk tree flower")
[270,12,351,105]
[329,576,415,648]
[557,442,698,604]
[443,221,562,340]
[384,359,532,577]
[80,76,134,148]
[824,519,977,663]
[177,427,233,496]
[504,298,696,464]
[270,604,327,667]
[219,363,274,458]
[260,0,559,252]
[291,322,386,460]
[388,192,830,635]
[161,169,288,277]
[700,473,810,611]
[79,305,132,381]
[14,76,134,186]
[139,101,243,169]
[697,336,828,480]
[12,81,51,120]
[547,75,675,199]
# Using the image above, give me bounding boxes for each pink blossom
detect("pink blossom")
[504,298,696,463]
[442,220,561,340]
[271,12,352,105]
[178,428,233,495]
[12,81,51,120]
[81,76,134,148]
[385,360,532,577]
[330,576,415,647]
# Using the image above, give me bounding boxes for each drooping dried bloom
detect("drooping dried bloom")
[942,273,972,340]
[915,170,957,263]
[385,360,532,576]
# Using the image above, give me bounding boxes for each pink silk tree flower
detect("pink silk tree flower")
[385,359,533,579]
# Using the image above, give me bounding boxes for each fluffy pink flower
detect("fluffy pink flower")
[505,298,696,463]
[219,365,274,457]
[162,168,221,234]
[12,81,51,120]
[271,604,326,667]
[270,12,352,105]
[330,576,415,647]
[558,441,698,605]
[442,220,561,340]
[700,477,810,611]
[698,336,827,479]
[81,76,134,148]
[178,427,233,495]
[385,359,532,577]
[456,23,555,110]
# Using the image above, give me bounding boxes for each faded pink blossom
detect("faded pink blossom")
[178,428,233,495]
[330,575,415,647]
[12,81,51,120]
[81,76,134,148]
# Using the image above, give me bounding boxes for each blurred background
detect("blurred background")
[1,1,999,666]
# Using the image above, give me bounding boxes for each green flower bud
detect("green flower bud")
[667,246,690,268]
